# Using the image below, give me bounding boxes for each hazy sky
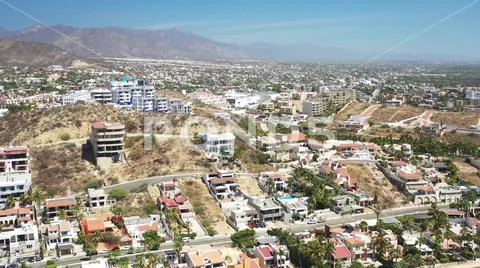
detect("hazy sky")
[1,0,479,57]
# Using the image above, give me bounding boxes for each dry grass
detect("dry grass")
[346,163,405,208]
[0,104,143,146]
[31,143,98,195]
[180,179,234,235]
[369,106,425,123]
[115,192,159,218]
[432,111,480,128]
[454,160,480,186]
[237,175,266,197]
[335,102,371,121]
[442,132,480,145]
[366,126,406,138]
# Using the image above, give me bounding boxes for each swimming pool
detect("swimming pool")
[279,196,294,200]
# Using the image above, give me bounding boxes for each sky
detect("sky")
[0,0,479,58]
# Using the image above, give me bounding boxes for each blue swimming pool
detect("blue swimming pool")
[279,196,294,200]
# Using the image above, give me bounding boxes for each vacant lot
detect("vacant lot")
[442,132,480,145]
[367,126,406,138]
[346,163,405,208]
[454,160,480,186]
[180,179,234,235]
[335,102,371,121]
[237,175,266,197]
[432,111,480,128]
[370,106,425,123]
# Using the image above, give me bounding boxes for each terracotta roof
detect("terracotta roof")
[159,196,178,208]
[174,195,188,204]
[398,170,422,181]
[45,196,76,208]
[259,246,272,257]
[391,161,408,167]
[188,251,224,266]
[335,167,349,178]
[320,163,333,175]
[345,237,364,246]
[418,185,434,192]
[137,221,160,232]
[0,207,32,217]
[332,245,351,259]
[85,218,105,232]
[91,122,106,129]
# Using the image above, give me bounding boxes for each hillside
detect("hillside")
[0,39,79,66]
[0,104,143,146]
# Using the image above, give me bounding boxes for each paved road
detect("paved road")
[33,203,442,268]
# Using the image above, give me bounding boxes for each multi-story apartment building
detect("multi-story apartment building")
[90,88,113,104]
[90,122,125,163]
[0,222,41,263]
[302,99,326,117]
[155,97,169,112]
[201,133,235,158]
[0,205,34,227]
[0,146,32,209]
[62,90,93,105]
[169,99,192,114]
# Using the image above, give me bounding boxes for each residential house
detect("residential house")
[227,201,260,230]
[331,195,364,215]
[202,133,235,158]
[46,218,78,256]
[86,188,116,212]
[248,197,283,222]
[253,243,290,268]
[45,196,76,219]
[124,215,163,249]
[0,222,41,263]
[90,122,125,163]
[328,239,352,267]
[0,146,32,209]
[185,250,226,268]
[209,177,239,199]
[227,255,261,268]
[0,204,34,227]
[259,172,288,192]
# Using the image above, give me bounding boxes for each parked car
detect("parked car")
[182,237,191,243]
[307,218,318,224]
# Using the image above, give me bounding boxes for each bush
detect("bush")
[109,188,128,201]
[84,179,103,191]
[59,133,71,141]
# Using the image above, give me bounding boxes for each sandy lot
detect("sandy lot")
[180,179,234,235]
[237,175,266,197]
[432,111,480,128]
[346,163,405,208]
[335,102,371,121]
[454,160,480,186]
[370,106,425,123]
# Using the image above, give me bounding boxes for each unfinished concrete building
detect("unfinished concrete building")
[90,122,125,164]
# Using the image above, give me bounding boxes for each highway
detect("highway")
[31,203,444,268]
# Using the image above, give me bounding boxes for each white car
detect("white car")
[307,218,318,224]
[182,237,191,243]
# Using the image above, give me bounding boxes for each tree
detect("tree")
[358,221,368,232]
[230,229,256,249]
[142,230,164,251]
[173,236,184,255]
[146,253,160,268]
[6,195,15,208]
[57,209,67,220]
[109,188,128,201]
[110,205,124,216]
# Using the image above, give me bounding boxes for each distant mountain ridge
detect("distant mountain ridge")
[0,24,247,60]
[0,39,79,66]
[0,24,477,63]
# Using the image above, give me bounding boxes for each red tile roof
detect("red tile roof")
[288,132,307,143]
[91,122,106,129]
[45,197,76,208]
[332,245,351,259]
[259,246,272,258]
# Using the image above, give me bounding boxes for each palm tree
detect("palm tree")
[358,220,368,232]
[31,190,43,209]
[398,215,416,234]
[6,195,15,208]
[146,253,160,268]
[135,254,146,267]
[57,209,67,220]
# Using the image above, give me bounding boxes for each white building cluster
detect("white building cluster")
[0,146,32,209]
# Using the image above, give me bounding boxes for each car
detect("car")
[182,237,191,243]
[307,218,318,224]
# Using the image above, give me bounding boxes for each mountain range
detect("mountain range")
[0,39,78,66]
[0,24,477,63]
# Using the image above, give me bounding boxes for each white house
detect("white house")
[202,132,235,158]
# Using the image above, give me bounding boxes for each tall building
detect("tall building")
[0,146,32,209]
[302,99,326,117]
[90,122,125,163]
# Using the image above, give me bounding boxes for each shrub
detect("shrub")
[84,179,103,191]
[59,133,71,141]
[109,188,128,201]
